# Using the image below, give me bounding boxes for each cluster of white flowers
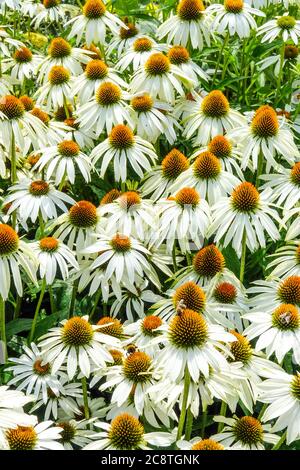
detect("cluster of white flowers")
[0,0,300,452]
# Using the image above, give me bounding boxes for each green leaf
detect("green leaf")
[6,319,33,340]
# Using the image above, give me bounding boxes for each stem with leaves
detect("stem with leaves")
[176,367,191,441]
[28,279,47,344]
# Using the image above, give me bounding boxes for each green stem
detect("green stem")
[28,279,46,344]
[14,294,22,320]
[255,151,264,188]
[176,367,191,441]
[49,285,56,314]
[184,407,193,441]
[221,33,231,82]
[201,408,208,438]
[172,245,178,272]
[239,229,247,284]
[212,34,229,88]
[81,377,90,420]
[69,279,79,318]
[275,43,285,107]
[186,252,192,265]
[217,401,227,433]
[38,211,45,238]
[272,430,287,450]
[257,403,268,421]
[58,173,67,191]
[63,97,70,119]
[89,289,102,322]
[10,130,17,229]
[0,296,7,363]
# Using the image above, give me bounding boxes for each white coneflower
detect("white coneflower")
[207,0,265,39]
[225,330,282,414]
[170,150,240,205]
[0,386,36,430]
[54,419,95,450]
[228,105,299,172]
[243,303,300,363]
[123,316,165,356]
[177,437,225,450]
[212,416,279,450]
[5,178,75,224]
[0,26,24,57]
[247,276,300,313]
[0,95,47,151]
[192,134,244,179]
[157,0,212,50]
[100,350,162,415]
[104,395,175,429]
[59,396,106,423]
[76,82,131,135]
[156,308,235,382]
[259,162,300,211]
[267,242,300,279]
[0,224,37,299]
[64,116,97,150]
[66,0,126,46]
[109,280,162,322]
[258,13,300,45]
[207,280,248,333]
[107,20,140,58]
[50,200,103,252]
[2,46,42,81]
[38,37,92,82]
[6,343,63,404]
[180,90,247,146]
[128,94,181,144]
[30,378,83,420]
[99,191,155,241]
[39,315,120,379]
[155,187,211,254]
[90,124,157,182]
[2,421,64,450]
[72,59,127,104]
[0,74,15,96]
[83,413,175,450]
[35,65,74,112]
[208,182,281,256]
[116,36,167,72]
[167,45,209,82]
[172,243,237,289]
[141,148,190,200]
[31,236,79,285]
[83,232,160,291]
[258,45,299,76]
[259,369,300,445]
[151,280,233,328]
[29,106,71,146]
[130,52,193,105]
[31,0,77,29]
[34,140,92,185]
